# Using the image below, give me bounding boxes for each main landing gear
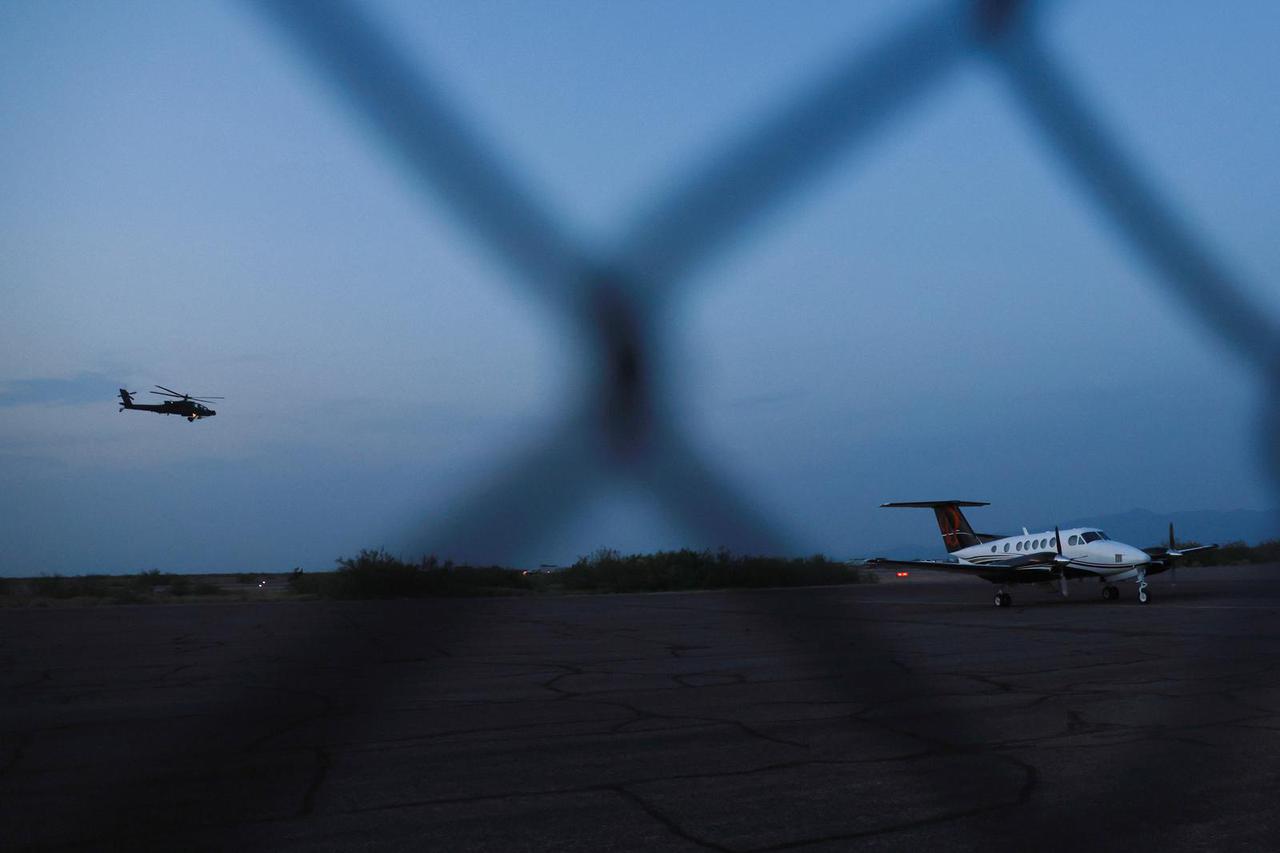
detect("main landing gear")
[1099,574,1150,604]
[994,591,1013,608]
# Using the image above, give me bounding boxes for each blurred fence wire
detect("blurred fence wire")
[251,0,1279,561]
[217,0,1279,845]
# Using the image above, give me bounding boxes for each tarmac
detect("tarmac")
[3,565,1279,851]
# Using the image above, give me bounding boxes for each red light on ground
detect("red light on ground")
[895,571,909,578]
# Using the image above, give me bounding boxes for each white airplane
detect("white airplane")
[868,501,1217,607]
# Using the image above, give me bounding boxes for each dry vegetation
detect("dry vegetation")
[1,548,876,605]
[9,541,1271,605]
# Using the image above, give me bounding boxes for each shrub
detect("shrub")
[32,574,115,599]
[317,549,534,599]
[134,569,176,589]
[110,588,147,605]
[558,548,876,593]
[332,548,421,598]
[288,566,328,596]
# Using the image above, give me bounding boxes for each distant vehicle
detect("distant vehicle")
[868,501,1217,607]
[118,385,222,422]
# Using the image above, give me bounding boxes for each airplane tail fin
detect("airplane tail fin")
[118,388,134,411]
[881,501,990,553]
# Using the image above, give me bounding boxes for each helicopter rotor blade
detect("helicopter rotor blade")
[154,385,187,398]
[189,396,225,401]
[150,391,185,398]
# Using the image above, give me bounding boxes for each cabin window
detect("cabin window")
[1069,535,1081,546]
[1037,539,1045,549]
[1003,543,1010,553]
[1050,536,1057,548]
[991,546,997,553]
[1016,541,1023,551]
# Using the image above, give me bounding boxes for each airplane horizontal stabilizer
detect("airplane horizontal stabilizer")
[880,501,989,508]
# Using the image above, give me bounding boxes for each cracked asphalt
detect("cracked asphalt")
[3,565,1279,851]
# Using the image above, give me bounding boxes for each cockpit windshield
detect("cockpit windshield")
[1081,531,1104,543]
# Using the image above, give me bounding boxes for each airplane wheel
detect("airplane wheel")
[1138,588,1150,605]
[1103,585,1119,601]
[994,592,1011,608]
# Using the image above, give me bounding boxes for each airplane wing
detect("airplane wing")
[1142,524,1219,563]
[1143,543,1218,575]
[868,552,1097,583]
[867,558,1010,578]
[1168,544,1219,557]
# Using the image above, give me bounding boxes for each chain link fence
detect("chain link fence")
[52,0,1280,847]
[245,0,1279,841]
[251,0,1278,560]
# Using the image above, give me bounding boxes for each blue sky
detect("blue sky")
[2,1,1278,574]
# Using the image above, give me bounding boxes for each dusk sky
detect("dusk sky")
[3,0,1278,574]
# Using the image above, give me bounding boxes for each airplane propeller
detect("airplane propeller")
[1054,525,1070,597]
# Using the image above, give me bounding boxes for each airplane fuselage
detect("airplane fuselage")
[954,527,1151,581]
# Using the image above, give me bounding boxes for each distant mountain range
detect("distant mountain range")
[871,507,1277,561]
[1058,507,1277,549]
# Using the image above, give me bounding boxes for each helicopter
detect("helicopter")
[118,385,222,422]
